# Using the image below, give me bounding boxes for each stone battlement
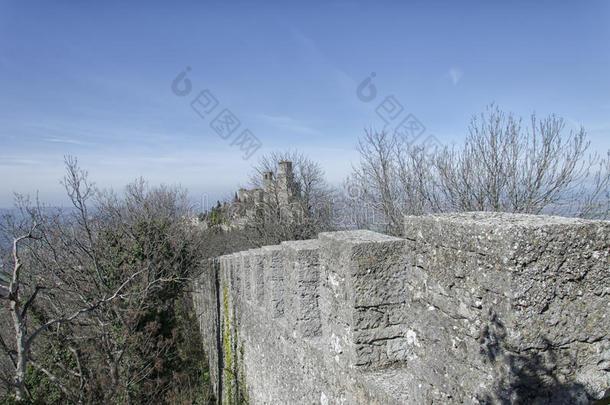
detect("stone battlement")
[192,212,610,404]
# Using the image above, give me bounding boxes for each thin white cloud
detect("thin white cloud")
[0,156,40,166]
[448,68,463,85]
[42,137,84,145]
[257,114,322,136]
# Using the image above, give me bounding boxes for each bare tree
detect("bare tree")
[0,157,204,403]
[1,198,143,400]
[349,104,609,235]
[435,104,599,214]
[348,129,445,235]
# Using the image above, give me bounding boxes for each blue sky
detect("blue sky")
[1,1,609,208]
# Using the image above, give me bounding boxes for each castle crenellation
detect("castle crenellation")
[192,212,610,404]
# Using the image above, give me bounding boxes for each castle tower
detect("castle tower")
[278,161,293,179]
[263,171,274,194]
[277,161,299,204]
[237,188,247,203]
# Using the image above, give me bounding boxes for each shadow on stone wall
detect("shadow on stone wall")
[477,312,602,405]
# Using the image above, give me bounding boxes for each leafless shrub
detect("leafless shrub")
[350,104,609,235]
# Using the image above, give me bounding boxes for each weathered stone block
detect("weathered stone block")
[281,239,321,337]
[262,245,284,318]
[250,248,264,306]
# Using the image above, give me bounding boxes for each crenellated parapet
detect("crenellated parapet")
[192,212,610,404]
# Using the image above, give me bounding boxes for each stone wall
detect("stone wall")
[192,212,610,404]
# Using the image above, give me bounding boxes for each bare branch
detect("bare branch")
[25,268,146,350]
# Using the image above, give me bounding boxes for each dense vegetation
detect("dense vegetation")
[0,159,220,404]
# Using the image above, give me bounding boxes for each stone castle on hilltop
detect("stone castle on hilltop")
[232,160,303,222]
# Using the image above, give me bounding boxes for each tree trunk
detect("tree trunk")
[10,300,26,401]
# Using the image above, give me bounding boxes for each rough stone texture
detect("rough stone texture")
[192,258,221,397]
[192,213,609,404]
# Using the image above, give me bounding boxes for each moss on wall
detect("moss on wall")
[222,283,249,405]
